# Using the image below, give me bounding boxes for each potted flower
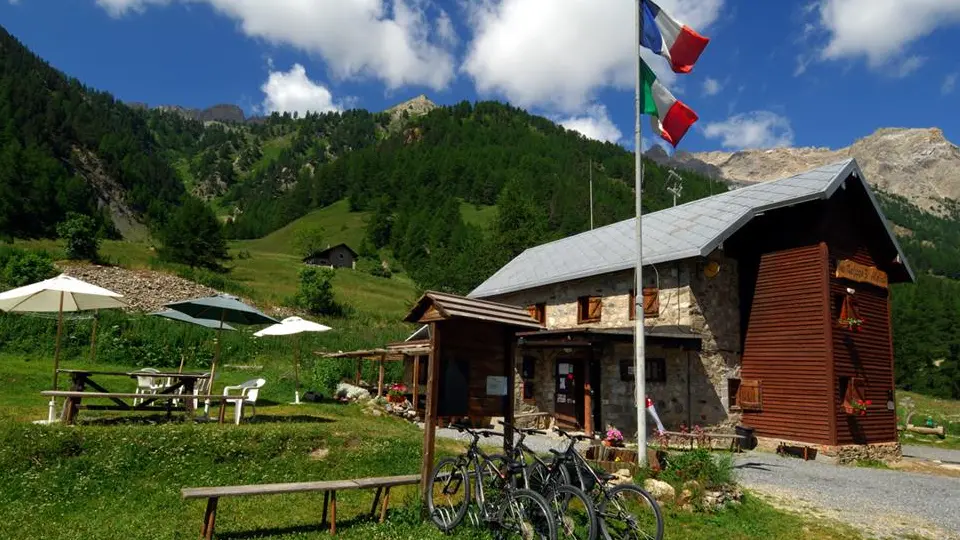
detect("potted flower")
[844,398,871,416]
[387,383,407,403]
[838,316,865,332]
[603,428,624,447]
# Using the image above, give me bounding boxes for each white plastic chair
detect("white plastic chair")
[133,368,164,405]
[223,378,266,425]
[192,372,213,415]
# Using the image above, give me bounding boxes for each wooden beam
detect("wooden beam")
[377,353,385,398]
[420,323,441,497]
[503,327,516,457]
[356,358,362,385]
[584,353,594,436]
[412,355,421,414]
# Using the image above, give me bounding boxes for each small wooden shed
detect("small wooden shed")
[303,243,358,269]
[404,291,543,494]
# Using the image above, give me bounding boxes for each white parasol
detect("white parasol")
[0,273,126,422]
[254,316,331,404]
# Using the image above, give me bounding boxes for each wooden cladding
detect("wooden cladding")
[835,259,888,289]
[577,296,602,324]
[736,380,763,411]
[739,244,834,445]
[629,288,660,320]
[526,303,546,325]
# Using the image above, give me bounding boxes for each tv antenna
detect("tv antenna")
[666,169,683,207]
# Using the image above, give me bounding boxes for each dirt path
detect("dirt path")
[734,452,960,539]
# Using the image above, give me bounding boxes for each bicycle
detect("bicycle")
[425,423,558,540]
[499,421,599,540]
[523,426,664,540]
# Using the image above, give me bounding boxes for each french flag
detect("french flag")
[641,0,710,74]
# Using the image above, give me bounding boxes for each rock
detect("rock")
[310,448,329,460]
[335,383,371,402]
[643,479,675,503]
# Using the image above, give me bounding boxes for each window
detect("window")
[526,303,546,325]
[619,358,666,383]
[735,379,763,411]
[521,355,537,402]
[629,288,660,320]
[728,378,741,409]
[577,296,602,324]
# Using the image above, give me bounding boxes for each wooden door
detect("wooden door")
[555,357,584,429]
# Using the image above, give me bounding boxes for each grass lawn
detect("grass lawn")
[897,390,960,450]
[0,354,866,540]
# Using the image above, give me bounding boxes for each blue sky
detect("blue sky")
[2,0,959,153]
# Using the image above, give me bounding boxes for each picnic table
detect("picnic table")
[45,369,242,425]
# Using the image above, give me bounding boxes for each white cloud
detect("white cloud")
[703,111,794,150]
[260,64,341,116]
[941,73,958,95]
[95,0,456,90]
[894,55,926,78]
[557,105,623,144]
[461,0,723,113]
[816,0,960,67]
[435,9,458,46]
[794,54,812,77]
[702,77,722,96]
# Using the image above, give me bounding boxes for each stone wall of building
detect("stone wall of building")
[494,251,742,435]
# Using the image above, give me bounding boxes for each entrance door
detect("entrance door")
[555,357,585,429]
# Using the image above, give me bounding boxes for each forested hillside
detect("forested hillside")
[0,26,186,238]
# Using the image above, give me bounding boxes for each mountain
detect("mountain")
[648,128,960,215]
[0,25,187,239]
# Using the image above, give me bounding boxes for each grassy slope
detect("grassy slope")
[897,390,960,450]
[238,200,370,256]
[0,354,863,540]
[459,202,497,228]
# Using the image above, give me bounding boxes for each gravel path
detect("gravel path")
[734,451,960,539]
[902,444,960,464]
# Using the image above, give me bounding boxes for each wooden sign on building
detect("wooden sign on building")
[835,259,888,289]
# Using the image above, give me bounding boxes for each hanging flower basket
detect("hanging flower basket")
[843,399,871,416]
[603,428,624,447]
[387,383,407,403]
[838,295,865,332]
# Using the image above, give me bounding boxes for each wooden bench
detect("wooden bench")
[657,430,743,452]
[181,474,420,539]
[40,391,244,425]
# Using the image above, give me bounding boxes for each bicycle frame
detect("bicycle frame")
[455,429,512,522]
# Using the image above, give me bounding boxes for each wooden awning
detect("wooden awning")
[404,290,544,329]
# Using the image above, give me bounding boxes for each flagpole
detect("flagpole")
[634,0,648,465]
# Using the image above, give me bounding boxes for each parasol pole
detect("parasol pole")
[294,334,302,404]
[89,310,99,362]
[49,291,65,423]
[205,311,226,414]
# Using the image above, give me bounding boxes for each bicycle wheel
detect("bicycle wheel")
[597,483,663,540]
[528,459,571,494]
[425,457,470,532]
[496,488,558,540]
[545,483,599,540]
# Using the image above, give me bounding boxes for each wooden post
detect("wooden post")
[330,490,337,535]
[412,355,421,413]
[321,491,330,528]
[377,353,385,397]
[356,358,362,385]
[420,323,441,497]
[379,487,391,523]
[583,355,594,436]
[52,291,65,391]
[502,328,516,457]
[370,487,383,518]
[201,497,218,540]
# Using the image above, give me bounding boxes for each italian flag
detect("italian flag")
[641,61,698,148]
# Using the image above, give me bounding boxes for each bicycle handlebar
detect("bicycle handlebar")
[554,427,597,441]
[499,420,546,436]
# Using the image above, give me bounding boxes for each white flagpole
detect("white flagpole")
[634,0,648,465]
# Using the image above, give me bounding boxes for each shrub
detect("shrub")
[292,226,326,258]
[56,212,100,261]
[0,247,57,288]
[158,197,230,271]
[295,266,345,316]
[658,448,735,489]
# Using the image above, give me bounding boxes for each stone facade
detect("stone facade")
[489,250,742,437]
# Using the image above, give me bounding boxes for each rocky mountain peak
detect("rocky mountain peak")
[385,94,438,120]
[651,127,960,215]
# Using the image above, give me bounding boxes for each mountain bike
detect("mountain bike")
[519,426,664,540]
[499,421,599,540]
[425,424,558,540]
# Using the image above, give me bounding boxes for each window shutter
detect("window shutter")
[737,380,762,411]
[588,297,602,320]
[527,305,538,320]
[642,287,659,318]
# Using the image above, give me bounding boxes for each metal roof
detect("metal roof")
[404,290,544,329]
[469,158,914,299]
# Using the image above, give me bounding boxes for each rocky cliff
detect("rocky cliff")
[650,128,960,214]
